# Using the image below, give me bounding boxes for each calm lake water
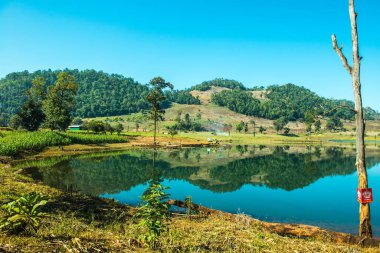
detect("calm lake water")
[19,145,380,236]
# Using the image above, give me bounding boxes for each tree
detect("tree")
[283,127,290,136]
[105,123,115,135]
[304,111,315,136]
[146,77,173,146]
[273,117,287,134]
[244,122,249,134]
[314,120,321,132]
[326,115,343,132]
[236,121,244,133]
[259,126,266,134]
[167,126,178,139]
[43,72,78,131]
[17,77,46,131]
[88,121,105,134]
[9,115,22,130]
[115,123,123,135]
[250,120,256,137]
[332,0,372,238]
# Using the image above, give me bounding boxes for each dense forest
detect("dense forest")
[211,83,379,121]
[0,70,379,126]
[0,69,198,125]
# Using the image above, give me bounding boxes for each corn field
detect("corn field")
[0,131,127,156]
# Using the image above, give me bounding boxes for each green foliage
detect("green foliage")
[16,76,46,131]
[173,113,203,132]
[0,131,127,156]
[43,72,78,131]
[115,123,123,135]
[244,122,249,134]
[259,126,266,134]
[147,77,173,144]
[62,132,126,144]
[135,180,171,248]
[71,117,83,125]
[1,70,379,126]
[236,121,244,133]
[0,70,152,125]
[9,115,22,130]
[273,117,288,134]
[184,196,196,218]
[210,83,379,122]
[212,89,261,116]
[190,78,246,91]
[283,127,291,135]
[0,131,71,156]
[326,115,344,132]
[165,90,200,105]
[314,120,321,132]
[166,126,178,138]
[0,192,48,234]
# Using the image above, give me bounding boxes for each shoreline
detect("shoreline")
[1,135,380,251]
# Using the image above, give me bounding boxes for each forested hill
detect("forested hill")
[207,82,379,121]
[0,70,379,126]
[0,69,199,125]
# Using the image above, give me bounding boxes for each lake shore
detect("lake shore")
[0,162,379,252]
[5,131,379,161]
[1,132,380,252]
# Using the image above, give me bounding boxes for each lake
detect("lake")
[18,145,380,236]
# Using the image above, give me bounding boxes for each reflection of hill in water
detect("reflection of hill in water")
[28,146,380,195]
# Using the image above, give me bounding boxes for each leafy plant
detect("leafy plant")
[0,192,48,234]
[135,180,171,248]
[184,195,197,219]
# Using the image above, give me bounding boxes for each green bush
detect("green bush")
[135,180,171,248]
[0,192,48,234]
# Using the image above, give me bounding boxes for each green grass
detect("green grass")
[0,131,128,156]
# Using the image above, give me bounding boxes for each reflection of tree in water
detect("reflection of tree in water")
[35,147,380,196]
[39,154,200,196]
[208,147,380,192]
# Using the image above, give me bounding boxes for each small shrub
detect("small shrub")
[0,192,48,234]
[134,179,170,248]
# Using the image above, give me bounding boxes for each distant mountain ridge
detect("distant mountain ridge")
[0,69,378,126]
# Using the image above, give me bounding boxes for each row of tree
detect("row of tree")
[82,120,123,135]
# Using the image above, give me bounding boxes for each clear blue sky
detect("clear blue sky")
[1,0,379,111]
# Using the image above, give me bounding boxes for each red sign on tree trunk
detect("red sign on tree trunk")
[357,188,373,204]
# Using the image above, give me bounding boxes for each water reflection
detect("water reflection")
[19,146,380,195]
[17,145,380,235]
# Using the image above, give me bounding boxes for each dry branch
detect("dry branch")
[331,35,352,75]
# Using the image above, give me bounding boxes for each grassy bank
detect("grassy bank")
[0,163,379,252]
[0,131,128,157]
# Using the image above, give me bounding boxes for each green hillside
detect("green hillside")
[0,69,198,125]
[210,83,379,121]
[0,70,379,127]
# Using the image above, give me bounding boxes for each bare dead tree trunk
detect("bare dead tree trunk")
[332,0,372,239]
